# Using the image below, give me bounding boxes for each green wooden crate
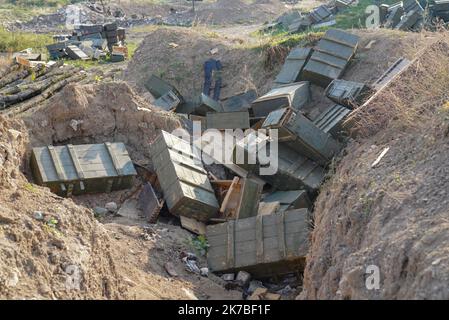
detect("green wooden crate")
[273,47,312,87]
[250,82,310,118]
[262,190,311,212]
[30,142,137,197]
[206,111,250,130]
[144,74,184,103]
[262,107,342,166]
[313,104,351,138]
[150,131,219,222]
[207,209,310,277]
[222,90,256,112]
[233,132,325,192]
[301,29,359,87]
[324,79,371,109]
[193,93,224,116]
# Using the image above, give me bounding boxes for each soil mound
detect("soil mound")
[124,27,278,103]
[301,36,449,299]
[21,81,180,166]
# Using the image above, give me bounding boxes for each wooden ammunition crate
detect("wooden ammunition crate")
[30,142,137,197]
[262,107,342,166]
[250,82,310,118]
[301,29,359,87]
[207,209,310,277]
[150,131,219,222]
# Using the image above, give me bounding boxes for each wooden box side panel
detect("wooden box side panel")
[207,209,310,275]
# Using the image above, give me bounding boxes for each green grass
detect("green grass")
[1,0,83,7]
[0,26,52,52]
[249,27,325,52]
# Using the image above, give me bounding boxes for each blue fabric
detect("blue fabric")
[203,59,222,101]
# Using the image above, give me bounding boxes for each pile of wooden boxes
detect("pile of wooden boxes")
[46,23,127,62]
[146,29,376,278]
[379,0,425,31]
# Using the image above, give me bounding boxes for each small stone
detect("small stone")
[39,284,51,295]
[164,262,178,277]
[432,258,442,266]
[200,267,209,277]
[105,202,118,213]
[222,273,235,281]
[8,129,21,140]
[6,271,19,287]
[33,211,44,220]
[94,207,108,215]
[236,271,251,286]
[248,280,265,294]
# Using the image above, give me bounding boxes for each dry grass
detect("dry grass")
[0,55,13,75]
[345,32,449,138]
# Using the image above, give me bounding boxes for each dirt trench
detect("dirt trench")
[0,82,243,300]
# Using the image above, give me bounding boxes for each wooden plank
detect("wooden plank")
[206,111,250,130]
[47,146,65,181]
[104,142,123,175]
[277,212,286,259]
[226,221,235,269]
[258,201,280,216]
[236,178,262,220]
[180,216,207,235]
[211,180,234,187]
[208,232,306,259]
[219,177,240,219]
[255,214,264,263]
[207,208,310,276]
[67,144,85,179]
[16,56,31,67]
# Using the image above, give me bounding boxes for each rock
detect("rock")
[222,273,235,281]
[33,211,44,220]
[39,283,51,295]
[164,262,178,277]
[94,207,108,215]
[247,280,265,294]
[69,119,83,131]
[105,202,118,213]
[0,206,15,224]
[5,271,19,287]
[182,287,198,300]
[236,271,251,286]
[7,129,22,140]
[200,267,209,277]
